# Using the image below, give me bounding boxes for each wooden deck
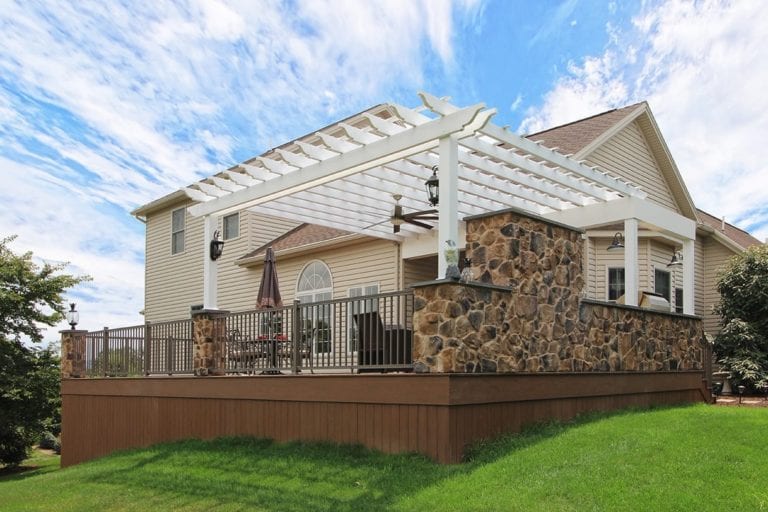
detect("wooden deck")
[61,371,709,466]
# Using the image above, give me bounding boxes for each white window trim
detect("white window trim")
[605,266,625,302]
[295,260,334,355]
[171,207,186,256]
[222,212,240,241]
[347,282,380,354]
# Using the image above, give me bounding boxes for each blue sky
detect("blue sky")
[1,0,766,338]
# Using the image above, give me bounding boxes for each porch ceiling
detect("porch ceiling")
[185,92,647,241]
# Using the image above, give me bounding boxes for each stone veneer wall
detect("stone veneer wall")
[192,310,228,376]
[61,330,87,378]
[412,208,705,373]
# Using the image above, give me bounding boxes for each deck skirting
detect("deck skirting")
[61,371,707,466]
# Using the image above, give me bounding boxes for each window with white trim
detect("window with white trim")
[223,212,239,240]
[348,284,379,352]
[296,261,333,354]
[655,268,671,302]
[675,288,684,314]
[171,207,185,255]
[607,267,625,301]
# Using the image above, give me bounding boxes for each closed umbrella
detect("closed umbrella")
[257,247,282,309]
[256,247,283,373]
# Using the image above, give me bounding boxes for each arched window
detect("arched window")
[296,261,333,353]
[297,260,332,294]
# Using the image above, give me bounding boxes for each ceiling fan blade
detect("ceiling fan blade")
[404,209,438,217]
[404,219,434,230]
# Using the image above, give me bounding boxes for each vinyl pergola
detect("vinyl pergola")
[184,92,695,314]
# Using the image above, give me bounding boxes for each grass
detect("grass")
[1,404,767,511]
[0,449,60,483]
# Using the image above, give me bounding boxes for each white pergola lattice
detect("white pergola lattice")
[182,92,694,313]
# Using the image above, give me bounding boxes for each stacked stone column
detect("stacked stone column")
[60,329,87,378]
[192,309,228,376]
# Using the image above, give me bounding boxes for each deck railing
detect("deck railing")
[82,289,414,376]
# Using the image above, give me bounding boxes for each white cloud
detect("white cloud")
[520,0,768,241]
[0,0,480,338]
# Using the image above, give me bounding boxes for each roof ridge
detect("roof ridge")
[697,208,757,236]
[524,102,644,138]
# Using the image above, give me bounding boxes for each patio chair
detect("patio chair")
[353,311,412,372]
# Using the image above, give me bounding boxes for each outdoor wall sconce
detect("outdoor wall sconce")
[606,232,624,252]
[425,165,439,207]
[667,251,683,267]
[210,230,225,261]
[66,302,79,330]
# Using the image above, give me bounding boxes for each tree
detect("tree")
[713,244,768,392]
[0,236,88,466]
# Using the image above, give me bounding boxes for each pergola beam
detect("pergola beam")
[189,103,494,218]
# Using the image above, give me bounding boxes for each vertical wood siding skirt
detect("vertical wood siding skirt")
[62,372,707,466]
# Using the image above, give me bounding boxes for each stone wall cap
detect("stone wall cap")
[463,206,585,234]
[409,279,513,293]
[191,309,231,318]
[59,329,89,334]
[580,298,701,320]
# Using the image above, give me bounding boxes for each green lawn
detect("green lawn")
[1,404,767,511]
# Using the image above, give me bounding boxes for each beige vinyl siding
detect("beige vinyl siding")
[701,237,738,335]
[592,237,652,300]
[403,256,437,287]
[144,200,204,322]
[217,212,299,313]
[694,236,706,322]
[586,121,680,213]
[252,238,400,305]
[144,206,299,322]
[648,240,679,311]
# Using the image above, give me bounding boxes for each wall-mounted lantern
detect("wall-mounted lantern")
[425,165,439,207]
[606,232,624,252]
[210,230,225,261]
[666,251,683,267]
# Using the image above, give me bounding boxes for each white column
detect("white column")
[437,135,459,279]
[682,238,695,315]
[203,215,218,310]
[624,218,639,306]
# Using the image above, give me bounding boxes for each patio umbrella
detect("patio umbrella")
[256,247,282,310]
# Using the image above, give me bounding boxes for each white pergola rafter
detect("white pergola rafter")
[179,92,658,309]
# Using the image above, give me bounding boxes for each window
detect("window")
[223,212,239,240]
[296,261,333,354]
[675,288,684,314]
[171,208,185,254]
[655,268,671,302]
[607,267,625,301]
[348,284,379,352]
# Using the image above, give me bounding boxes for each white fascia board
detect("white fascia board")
[543,197,696,240]
[188,104,493,218]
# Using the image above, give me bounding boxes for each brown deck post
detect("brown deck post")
[192,309,229,376]
[60,329,87,378]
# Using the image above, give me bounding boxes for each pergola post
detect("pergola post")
[682,238,695,314]
[624,218,639,306]
[203,215,218,310]
[437,135,459,279]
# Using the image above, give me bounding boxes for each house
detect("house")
[65,93,738,466]
[131,97,760,340]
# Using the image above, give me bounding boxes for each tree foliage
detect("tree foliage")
[0,236,88,466]
[714,244,768,391]
[0,235,88,343]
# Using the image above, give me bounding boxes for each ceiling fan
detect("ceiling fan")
[389,194,437,233]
